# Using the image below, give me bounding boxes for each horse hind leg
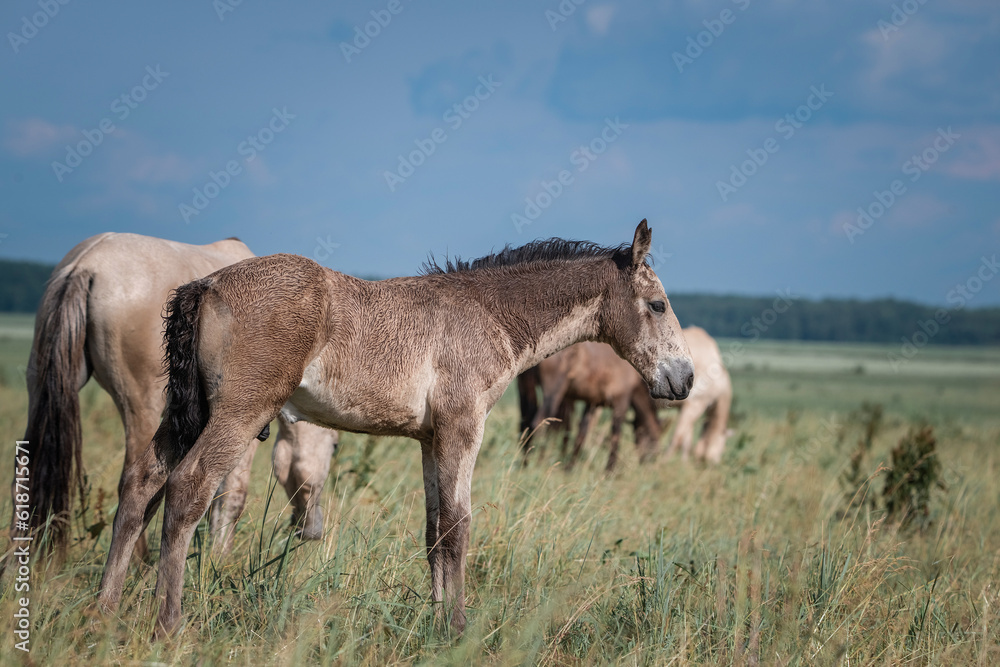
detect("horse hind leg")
[112,386,164,564]
[154,416,268,637]
[98,421,180,614]
[208,437,260,555]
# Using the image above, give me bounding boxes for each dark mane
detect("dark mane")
[420,238,633,275]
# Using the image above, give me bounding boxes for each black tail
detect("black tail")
[17,270,91,552]
[517,366,541,446]
[163,278,212,458]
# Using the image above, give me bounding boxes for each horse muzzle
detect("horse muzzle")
[650,357,694,400]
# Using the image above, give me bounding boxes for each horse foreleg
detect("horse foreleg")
[568,403,597,470]
[631,388,662,464]
[528,377,569,465]
[272,419,337,541]
[429,416,483,634]
[556,397,575,460]
[668,403,700,460]
[605,402,628,472]
[419,437,443,606]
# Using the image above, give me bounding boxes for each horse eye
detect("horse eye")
[648,300,666,314]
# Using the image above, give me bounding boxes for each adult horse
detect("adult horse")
[13,233,337,558]
[522,326,732,468]
[518,342,663,470]
[96,220,694,637]
[661,326,733,463]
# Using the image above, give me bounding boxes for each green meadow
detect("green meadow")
[0,313,997,665]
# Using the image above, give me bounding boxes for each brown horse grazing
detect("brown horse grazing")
[13,233,338,557]
[662,326,733,464]
[96,220,694,637]
[520,342,662,470]
[522,326,733,468]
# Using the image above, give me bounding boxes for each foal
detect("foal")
[97,220,694,636]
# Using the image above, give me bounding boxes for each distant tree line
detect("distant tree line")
[669,293,1000,346]
[0,259,54,313]
[1,259,998,345]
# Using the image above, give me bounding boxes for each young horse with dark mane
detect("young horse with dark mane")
[97,220,694,637]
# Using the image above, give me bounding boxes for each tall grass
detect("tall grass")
[0,334,998,664]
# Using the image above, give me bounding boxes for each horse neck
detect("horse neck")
[482,260,616,372]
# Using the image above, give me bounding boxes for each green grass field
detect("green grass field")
[0,313,998,665]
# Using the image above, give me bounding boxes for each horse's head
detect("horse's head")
[600,220,694,400]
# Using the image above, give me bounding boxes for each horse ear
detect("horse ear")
[631,219,652,269]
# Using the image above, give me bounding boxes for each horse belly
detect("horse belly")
[283,357,432,437]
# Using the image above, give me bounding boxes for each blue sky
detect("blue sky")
[1,0,998,306]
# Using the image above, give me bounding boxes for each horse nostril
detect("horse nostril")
[684,371,694,393]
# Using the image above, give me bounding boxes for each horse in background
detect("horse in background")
[518,343,664,470]
[661,326,733,464]
[13,232,337,558]
[96,220,694,637]
[518,326,732,468]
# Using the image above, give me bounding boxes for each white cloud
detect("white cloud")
[127,150,202,184]
[4,118,77,157]
[586,5,616,35]
[861,20,949,91]
[943,127,1000,181]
